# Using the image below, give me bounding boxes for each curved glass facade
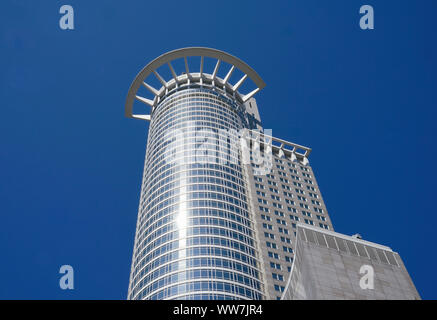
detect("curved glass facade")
[128,88,264,300]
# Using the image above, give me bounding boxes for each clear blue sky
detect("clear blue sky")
[1,0,436,299]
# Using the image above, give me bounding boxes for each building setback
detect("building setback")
[281,224,420,300]
[243,129,333,300]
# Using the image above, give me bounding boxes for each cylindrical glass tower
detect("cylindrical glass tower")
[125,48,267,300]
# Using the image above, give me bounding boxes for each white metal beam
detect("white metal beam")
[167,62,179,84]
[135,95,154,107]
[232,74,247,92]
[142,82,159,96]
[242,88,260,102]
[153,71,168,88]
[212,59,221,79]
[223,65,235,84]
[184,57,191,78]
[200,56,204,76]
[132,114,151,121]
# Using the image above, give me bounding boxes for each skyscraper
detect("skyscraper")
[124,47,334,300]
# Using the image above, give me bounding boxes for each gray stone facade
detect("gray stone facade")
[281,224,420,300]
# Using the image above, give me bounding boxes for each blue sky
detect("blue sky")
[1,0,436,299]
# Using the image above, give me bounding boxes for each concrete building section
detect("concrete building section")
[243,98,263,130]
[281,224,420,300]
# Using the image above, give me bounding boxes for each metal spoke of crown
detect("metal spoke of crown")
[125,47,266,121]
